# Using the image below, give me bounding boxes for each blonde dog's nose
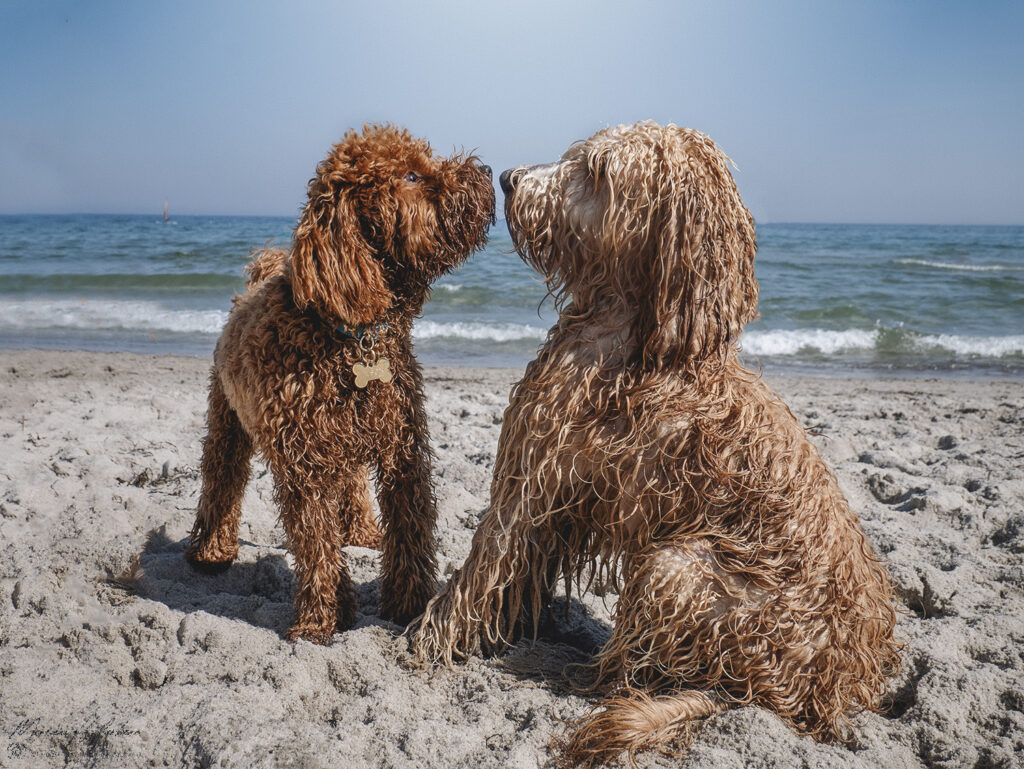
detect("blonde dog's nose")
[499,168,518,195]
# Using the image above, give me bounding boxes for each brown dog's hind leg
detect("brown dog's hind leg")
[339,465,382,549]
[187,374,253,571]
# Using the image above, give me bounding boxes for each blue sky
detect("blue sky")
[1,0,1021,224]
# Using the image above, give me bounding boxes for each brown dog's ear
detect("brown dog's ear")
[637,135,758,370]
[291,180,392,327]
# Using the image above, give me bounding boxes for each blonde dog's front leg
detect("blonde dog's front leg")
[413,371,575,663]
[411,500,559,663]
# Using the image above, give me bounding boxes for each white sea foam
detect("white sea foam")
[1,298,1018,360]
[435,284,463,292]
[0,298,228,335]
[915,334,1024,357]
[896,258,1017,273]
[0,301,540,344]
[741,328,879,356]
[742,327,1023,358]
[413,320,547,342]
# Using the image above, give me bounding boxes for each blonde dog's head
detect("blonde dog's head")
[502,121,758,369]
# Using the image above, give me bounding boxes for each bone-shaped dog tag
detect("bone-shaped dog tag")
[352,357,393,388]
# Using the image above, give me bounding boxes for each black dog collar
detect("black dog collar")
[336,320,389,342]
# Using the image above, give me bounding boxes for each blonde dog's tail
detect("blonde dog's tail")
[559,689,726,768]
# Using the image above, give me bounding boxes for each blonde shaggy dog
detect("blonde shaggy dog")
[413,121,901,766]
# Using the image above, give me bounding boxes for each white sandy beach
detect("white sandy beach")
[1,349,1022,768]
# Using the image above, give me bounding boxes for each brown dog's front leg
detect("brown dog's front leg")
[376,442,438,624]
[376,373,438,625]
[276,476,352,644]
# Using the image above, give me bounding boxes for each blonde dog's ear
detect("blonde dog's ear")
[637,140,758,369]
[291,177,392,327]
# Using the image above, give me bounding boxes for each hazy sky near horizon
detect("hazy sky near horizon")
[1,0,1021,224]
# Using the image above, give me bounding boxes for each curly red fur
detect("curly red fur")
[413,121,900,764]
[187,124,494,643]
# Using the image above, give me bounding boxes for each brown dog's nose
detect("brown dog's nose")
[499,168,517,195]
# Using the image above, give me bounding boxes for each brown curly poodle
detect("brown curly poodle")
[413,121,900,765]
[187,124,494,644]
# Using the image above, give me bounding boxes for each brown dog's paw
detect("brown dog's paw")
[380,606,417,627]
[286,623,335,646]
[185,557,234,575]
[380,585,433,627]
[378,595,413,626]
[335,595,358,633]
[184,543,238,573]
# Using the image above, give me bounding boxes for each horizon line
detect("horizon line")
[1,212,1022,228]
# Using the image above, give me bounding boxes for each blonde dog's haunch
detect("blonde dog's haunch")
[413,121,900,766]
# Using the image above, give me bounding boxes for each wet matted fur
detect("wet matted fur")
[412,122,900,765]
[187,124,494,644]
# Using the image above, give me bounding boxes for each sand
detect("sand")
[1,349,1022,768]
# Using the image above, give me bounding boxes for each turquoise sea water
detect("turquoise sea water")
[0,215,1021,377]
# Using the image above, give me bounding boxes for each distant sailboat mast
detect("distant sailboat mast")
[163,201,169,223]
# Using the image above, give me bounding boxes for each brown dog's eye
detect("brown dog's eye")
[406,172,419,183]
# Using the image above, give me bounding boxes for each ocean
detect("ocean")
[1,215,1022,378]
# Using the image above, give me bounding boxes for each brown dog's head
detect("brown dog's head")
[291,124,495,327]
[502,121,758,370]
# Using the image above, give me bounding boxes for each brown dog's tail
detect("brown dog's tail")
[558,689,726,768]
[243,246,290,289]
